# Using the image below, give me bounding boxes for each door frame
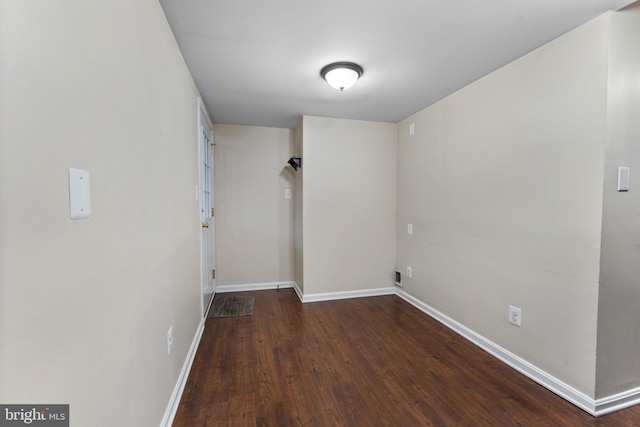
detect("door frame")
[198,96,215,317]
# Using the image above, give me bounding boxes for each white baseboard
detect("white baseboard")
[395,289,640,417]
[160,318,205,427]
[301,286,397,303]
[594,386,640,416]
[214,281,304,301]
[292,282,304,302]
[215,282,395,304]
[215,281,295,293]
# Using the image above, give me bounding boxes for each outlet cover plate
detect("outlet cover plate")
[167,326,174,354]
[509,305,521,327]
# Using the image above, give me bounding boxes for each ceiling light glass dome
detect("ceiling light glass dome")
[320,62,363,91]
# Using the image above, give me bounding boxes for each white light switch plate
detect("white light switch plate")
[69,168,91,219]
[618,167,630,191]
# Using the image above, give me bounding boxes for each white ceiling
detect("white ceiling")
[159,0,635,129]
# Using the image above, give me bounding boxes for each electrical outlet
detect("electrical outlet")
[406,266,412,278]
[509,305,521,327]
[167,326,174,354]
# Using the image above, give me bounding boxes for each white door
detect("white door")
[199,99,216,316]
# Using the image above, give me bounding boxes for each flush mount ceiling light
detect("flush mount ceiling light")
[320,62,363,91]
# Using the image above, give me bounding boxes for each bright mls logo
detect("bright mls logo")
[0,405,68,426]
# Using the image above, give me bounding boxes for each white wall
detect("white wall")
[597,2,640,398]
[396,15,610,397]
[302,116,397,295]
[213,125,295,285]
[0,1,201,425]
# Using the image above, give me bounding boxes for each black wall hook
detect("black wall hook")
[287,157,301,171]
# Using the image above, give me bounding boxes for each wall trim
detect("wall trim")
[292,282,304,302]
[594,386,640,416]
[215,281,295,293]
[160,317,205,427]
[395,289,596,414]
[301,286,397,303]
[396,289,631,416]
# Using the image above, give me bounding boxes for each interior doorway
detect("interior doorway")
[198,98,216,316]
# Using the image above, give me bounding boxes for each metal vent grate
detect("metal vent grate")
[395,269,402,287]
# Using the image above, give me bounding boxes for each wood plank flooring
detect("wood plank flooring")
[173,289,640,426]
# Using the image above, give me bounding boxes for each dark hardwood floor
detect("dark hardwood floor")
[173,289,640,426]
